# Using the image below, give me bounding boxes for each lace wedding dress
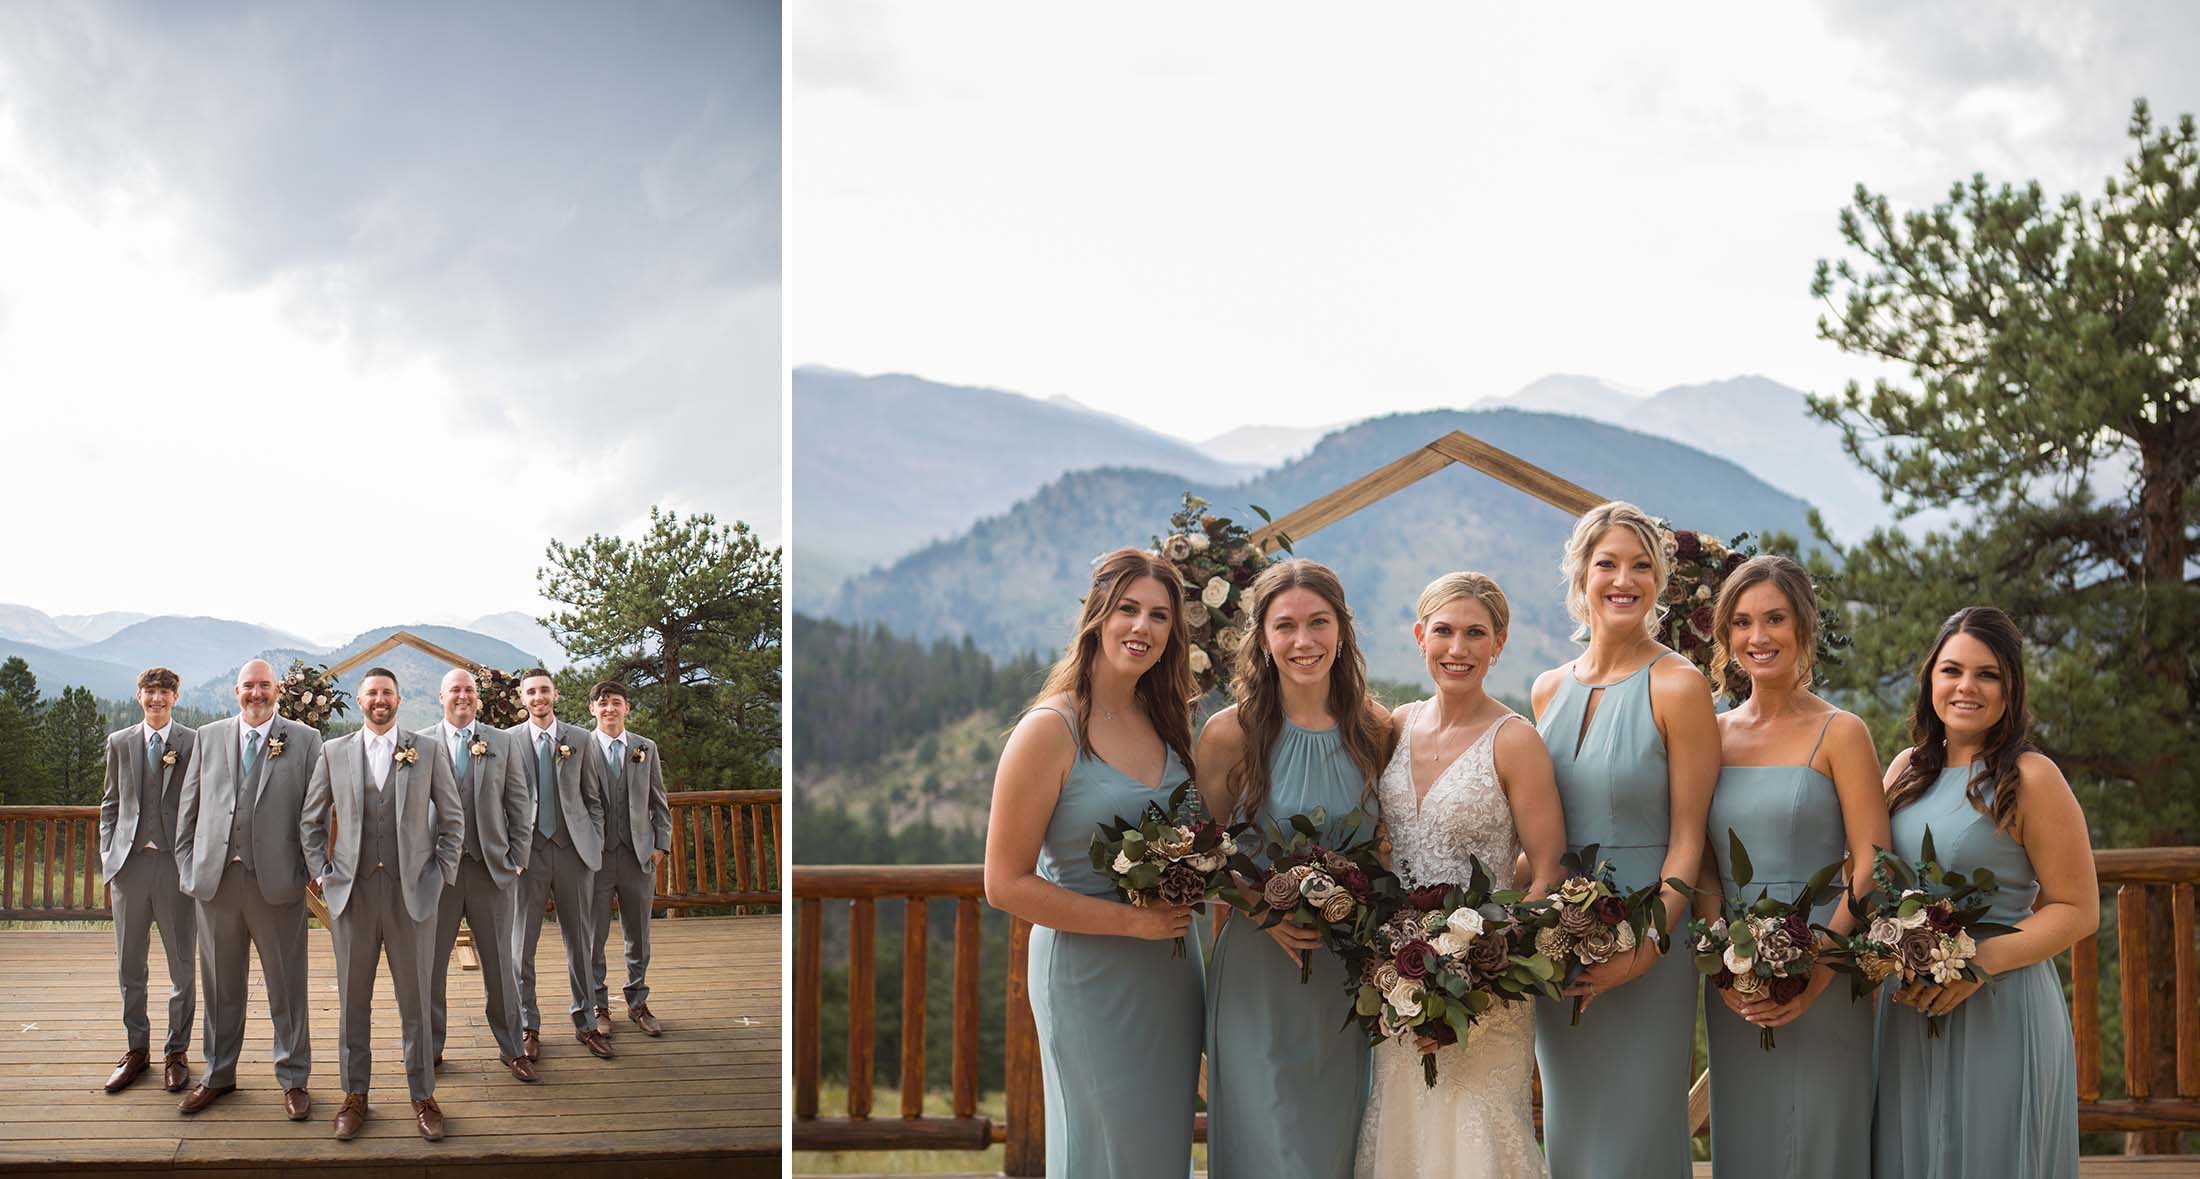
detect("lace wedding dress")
[1353,707,1548,1179]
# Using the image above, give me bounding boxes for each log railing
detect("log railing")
[796,850,2200,1174]
[1,791,782,921]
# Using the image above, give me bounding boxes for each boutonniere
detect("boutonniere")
[393,740,420,766]
[555,743,574,762]
[267,736,287,759]
[469,738,491,758]
[631,746,648,764]
[160,750,179,766]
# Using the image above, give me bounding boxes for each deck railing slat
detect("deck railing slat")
[901,897,928,1119]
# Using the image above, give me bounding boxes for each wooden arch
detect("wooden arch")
[1248,428,1608,551]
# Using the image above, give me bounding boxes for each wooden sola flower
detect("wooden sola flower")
[1149,493,1279,695]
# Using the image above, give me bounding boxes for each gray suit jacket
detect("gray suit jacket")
[301,729,464,923]
[99,723,197,881]
[507,719,606,871]
[419,719,533,889]
[176,714,324,904]
[584,729,672,872]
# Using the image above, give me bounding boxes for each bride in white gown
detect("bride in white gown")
[1355,573,1567,1179]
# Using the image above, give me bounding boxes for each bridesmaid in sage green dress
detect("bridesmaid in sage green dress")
[1697,556,1888,1179]
[1197,559,1390,1179]
[1529,503,1719,1179]
[983,548,1207,1179]
[1873,606,2095,1178]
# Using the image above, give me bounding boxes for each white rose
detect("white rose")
[1202,576,1231,609]
[1431,931,1468,957]
[1112,851,1133,874]
[1385,981,1424,1021]
[1188,647,1211,674]
[1897,906,1929,931]
[1951,930,1977,961]
[1217,626,1244,653]
[1188,532,1211,551]
[1184,601,1211,629]
[1444,907,1485,943]
[1722,944,1755,975]
[1190,852,1222,874]
[1615,921,1637,952]
[1868,917,1903,946]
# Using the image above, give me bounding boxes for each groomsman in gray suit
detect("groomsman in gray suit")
[506,668,611,1059]
[583,681,671,1039]
[301,668,464,1141]
[97,667,198,1094]
[420,667,537,1082]
[175,658,323,1118]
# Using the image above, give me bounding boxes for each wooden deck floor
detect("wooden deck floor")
[0,915,780,1177]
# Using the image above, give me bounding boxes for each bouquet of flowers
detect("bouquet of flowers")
[276,659,349,732]
[1240,807,1396,984]
[1686,830,1848,1049]
[1089,781,1248,957]
[1348,857,1556,1087]
[1818,828,2017,1037]
[1517,844,1673,1025]
[470,664,528,729]
[1148,493,1278,694]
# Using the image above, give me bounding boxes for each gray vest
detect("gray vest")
[138,736,171,851]
[455,731,483,863]
[603,747,632,854]
[228,745,258,872]
[359,765,400,881]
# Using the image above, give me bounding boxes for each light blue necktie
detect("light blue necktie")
[454,727,472,780]
[607,739,624,773]
[242,728,263,786]
[147,731,163,773]
[536,730,560,840]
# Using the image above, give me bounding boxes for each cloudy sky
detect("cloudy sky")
[1,0,779,643]
[794,1,2200,439]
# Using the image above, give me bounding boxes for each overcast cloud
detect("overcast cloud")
[1,0,779,643]
[792,1,2200,438]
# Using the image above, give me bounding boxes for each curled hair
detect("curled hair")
[1886,606,2032,836]
[1560,501,1672,641]
[137,667,180,693]
[1225,560,1386,824]
[1031,548,1198,772]
[1709,554,1819,699]
[1416,571,1510,635]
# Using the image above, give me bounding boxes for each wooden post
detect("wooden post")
[1003,917,1044,1176]
[848,897,877,1118]
[2074,933,2101,1104]
[900,898,929,1118]
[951,897,980,1119]
[794,899,822,1119]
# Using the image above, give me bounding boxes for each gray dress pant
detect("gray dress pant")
[331,867,435,1100]
[111,848,196,1056]
[513,834,597,1032]
[589,852,656,1011]
[432,855,523,1061]
[196,862,311,1090]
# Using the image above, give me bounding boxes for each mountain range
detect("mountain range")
[821,406,1826,695]
[0,606,569,730]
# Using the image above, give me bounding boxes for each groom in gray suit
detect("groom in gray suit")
[584,681,671,1040]
[175,658,323,1119]
[97,666,198,1094]
[507,668,611,1060]
[420,667,537,1082]
[302,667,464,1141]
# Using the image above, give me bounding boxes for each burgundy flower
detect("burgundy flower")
[1336,866,1370,896]
[1924,903,1961,934]
[1591,895,1627,926]
[1394,941,1434,980]
[1723,551,1745,574]
[1769,974,1808,1004]
[1424,1022,1459,1048]
[1406,884,1450,911]
[1675,531,1703,561]
[1784,913,1811,944]
[1712,968,1736,990]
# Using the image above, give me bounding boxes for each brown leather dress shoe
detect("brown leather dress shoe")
[177,1082,234,1114]
[521,1027,541,1061]
[332,1092,368,1141]
[501,1055,540,1082]
[576,1029,615,1059]
[162,1052,190,1093]
[593,1006,613,1037]
[413,1097,446,1141]
[283,1087,312,1121]
[104,1049,149,1093]
[628,1004,663,1037]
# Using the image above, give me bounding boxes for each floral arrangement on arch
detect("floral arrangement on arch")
[1653,524,1850,702]
[1150,493,1279,694]
[276,659,349,733]
[469,664,528,729]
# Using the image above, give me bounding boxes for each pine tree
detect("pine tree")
[40,687,108,807]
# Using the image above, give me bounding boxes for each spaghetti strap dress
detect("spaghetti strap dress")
[1703,714,1873,1177]
[1533,654,1696,1179]
[1022,706,1205,1179]
[1205,718,1373,1178]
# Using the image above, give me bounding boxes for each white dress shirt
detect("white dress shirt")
[239,715,275,765]
[363,727,396,792]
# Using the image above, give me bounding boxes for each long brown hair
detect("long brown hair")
[1886,606,2032,835]
[1224,560,1386,823]
[1031,547,1199,773]
[1709,554,1820,699]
